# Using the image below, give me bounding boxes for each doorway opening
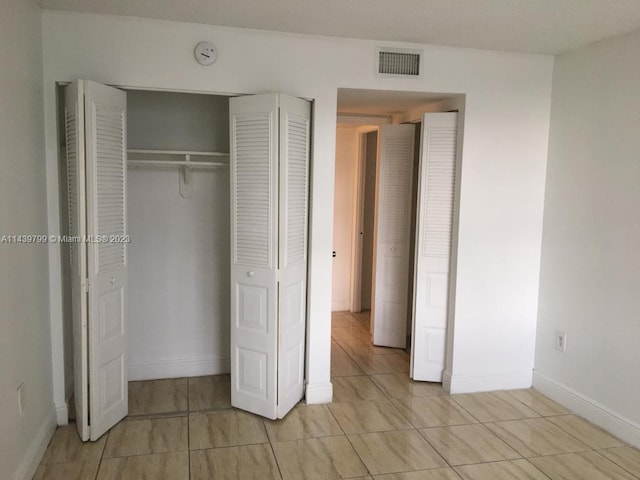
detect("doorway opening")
[331,88,464,384]
[57,82,312,441]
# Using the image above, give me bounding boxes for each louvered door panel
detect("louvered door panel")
[66,111,78,266]
[423,128,457,259]
[283,113,309,267]
[84,80,128,440]
[230,94,279,419]
[411,113,458,382]
[64,81,90,441]
[277,95,310,418]
[372,125,415,348]
[94,105,126,273]
[380,137,413,244]
[233,113,273,268]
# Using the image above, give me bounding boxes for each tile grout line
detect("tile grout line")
[334,311,455,477]
[187,377,191,480]
[445,395,486,425]
[444,386,587,441]
[591,447,640,480]
[543,414,627,452]
[326,390,373,477]
[46,313,636,480]
[264,418,286,480]
[453,458,554,480]
[348,318,411,431]
[328,329,379,478]
[377,358,457,474]
[333,317,407,377]
[335,312,543,478]
[502,388,550,417]
[94,430,107,480]
[526,449,640,480]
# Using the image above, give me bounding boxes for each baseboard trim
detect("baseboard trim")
[305,382,333,404]
[128,356,230,381]
[14,409,57,480]
[55,402,69,426]
[442,370,453,393]
[446,369,533,394]
[533,372,640,448]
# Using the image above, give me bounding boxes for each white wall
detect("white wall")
[535,29,640,446]
[41,10,553,405]
[128,170,230,379]
[126,90,230,379]
[127,90,229,151]
[332,126,358,311]
[0,2,57,479]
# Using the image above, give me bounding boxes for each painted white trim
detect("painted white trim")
[446,369,533,394]
[128,356,230,381]
[349,125,380,313]
[305,382,333,404]
[55,402,69,426]
[13,411,57,480]
[349,131,365,313]
[332,301,351,313]
[442,369,452,393]
[533,372,640,448]
[337,115,391,126]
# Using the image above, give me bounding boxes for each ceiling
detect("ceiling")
[39,0,640,55]
[337,89,453,116]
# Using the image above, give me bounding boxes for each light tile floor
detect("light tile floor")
[35,311,640,479]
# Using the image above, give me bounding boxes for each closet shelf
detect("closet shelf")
[127,159,228,168]
[127,149,229,198]
[127,149,229,169]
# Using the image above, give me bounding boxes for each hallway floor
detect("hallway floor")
[34,311,639,479]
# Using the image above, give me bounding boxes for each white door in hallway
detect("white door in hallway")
[229,93,310,420]
[411,112,458,382]
[65,80,129,441]
[371,124,415,348]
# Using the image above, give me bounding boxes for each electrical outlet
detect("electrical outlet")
[17,383,25,416]
[555,330,567,353]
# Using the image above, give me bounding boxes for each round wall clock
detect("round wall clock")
[194,41,217,66]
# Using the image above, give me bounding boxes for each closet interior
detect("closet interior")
[126,90,231,382]
[59,88,234,397]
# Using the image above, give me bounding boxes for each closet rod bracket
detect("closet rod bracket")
[179,154,193,198]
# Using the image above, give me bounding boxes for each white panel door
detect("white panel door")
[372,125,415,348]
[411,113,458,382]
[84,81,128,440]
[64,81,90,441]
[277,94,310,418]
[230,94,279,419]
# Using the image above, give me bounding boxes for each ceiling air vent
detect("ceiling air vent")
[377,48,422,77]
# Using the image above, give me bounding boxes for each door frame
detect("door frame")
[349,125,380,313]
[345,105,463,377]
[52,82,316,426]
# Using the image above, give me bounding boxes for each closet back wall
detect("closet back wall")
[126,90,231,380]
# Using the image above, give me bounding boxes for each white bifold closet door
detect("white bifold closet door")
[372,125,415,348]
[65,80,128,441]
[411,112,458,382]
[230,93,310,420]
